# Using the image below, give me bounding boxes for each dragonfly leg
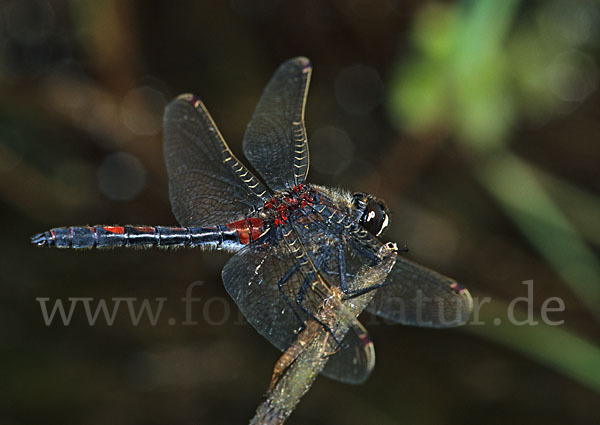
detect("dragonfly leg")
[294,252,345,350]
[348,236,381,265]
[320,331,345,357]
[276,261,308,332]
[343,281,391,299]
[337,243,350,293]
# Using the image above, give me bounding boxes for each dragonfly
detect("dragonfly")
[32,57,473,384]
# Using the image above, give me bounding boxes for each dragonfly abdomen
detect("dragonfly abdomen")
[31,225,245,250]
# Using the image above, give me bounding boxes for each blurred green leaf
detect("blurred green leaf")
[534,166,600,248]
[388,0,600,394]
[476,152,600,314]
[466,299,600,395]
[389,0,597,146]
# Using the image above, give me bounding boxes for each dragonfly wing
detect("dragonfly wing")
[321,318,375,384]
[242,57,311,191]
[221,226,325,352]
[222,227,379,384]
[365,255,473,327]
[163,94,269,227]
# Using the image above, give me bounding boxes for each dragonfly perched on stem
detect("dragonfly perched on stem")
[267,241,398,391]
[32,57,473,421]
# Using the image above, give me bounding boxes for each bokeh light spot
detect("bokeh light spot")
[97,152,146,201]
[309,126,354,175]
[335,64,383,115]
[546,50,598,103]
[121,86,167,136]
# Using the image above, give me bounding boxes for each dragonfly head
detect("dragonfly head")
[352,193,390,237]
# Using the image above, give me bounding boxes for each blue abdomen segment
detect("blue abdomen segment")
[31,225,242,250]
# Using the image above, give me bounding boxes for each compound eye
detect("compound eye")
[360,200,389,236]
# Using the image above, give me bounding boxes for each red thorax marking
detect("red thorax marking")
[264,184,315,228]
[226,217,264,245]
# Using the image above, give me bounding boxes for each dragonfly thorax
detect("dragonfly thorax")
[262,184,319,227]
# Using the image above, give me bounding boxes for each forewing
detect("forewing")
[163,94,269,227]
[365,256,473,327]
[242,57,311,191]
